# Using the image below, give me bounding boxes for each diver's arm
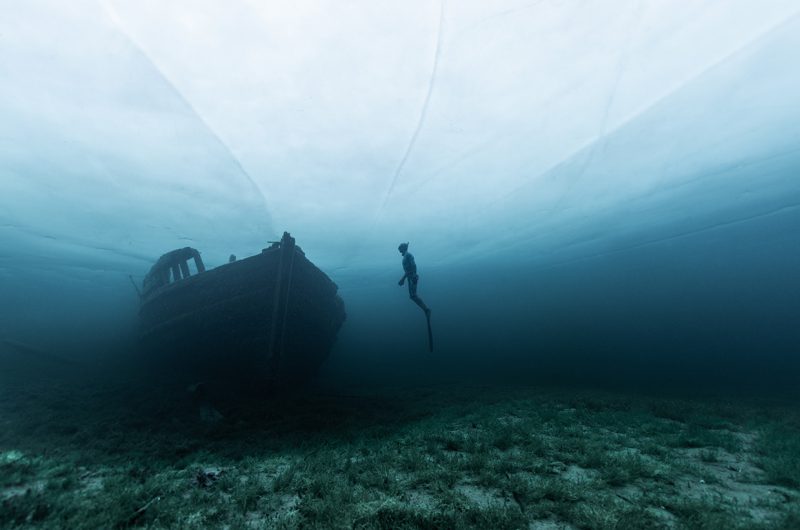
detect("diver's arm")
[398,272,407,285]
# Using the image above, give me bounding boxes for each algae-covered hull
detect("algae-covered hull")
[139,232,345,384]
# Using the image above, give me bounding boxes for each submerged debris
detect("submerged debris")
[125,495,160,527]
[195,467,222,488]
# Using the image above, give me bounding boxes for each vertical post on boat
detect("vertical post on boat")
[192,251,206,273]
[266,232,296,382]
[171,263,182,282]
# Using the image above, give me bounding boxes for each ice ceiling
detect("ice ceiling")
[2,0,799,288]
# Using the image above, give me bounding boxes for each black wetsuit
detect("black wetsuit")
[403,252,429,313]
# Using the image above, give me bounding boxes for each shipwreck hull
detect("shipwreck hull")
[139,233,345,385]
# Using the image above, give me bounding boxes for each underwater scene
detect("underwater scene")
[1,1,799,528]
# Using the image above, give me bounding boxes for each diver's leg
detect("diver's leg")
[412,295,430,314]
[409,276,430,315]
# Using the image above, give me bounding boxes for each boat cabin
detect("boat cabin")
[142,247,206,298]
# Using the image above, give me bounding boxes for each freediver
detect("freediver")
[397,242,431,317]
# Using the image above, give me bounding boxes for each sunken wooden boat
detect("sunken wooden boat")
[139,232,345,385]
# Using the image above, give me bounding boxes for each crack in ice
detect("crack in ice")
[378,0,445,212]
[101,1,273,230]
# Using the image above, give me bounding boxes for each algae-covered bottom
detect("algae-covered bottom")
[1,374,799,529]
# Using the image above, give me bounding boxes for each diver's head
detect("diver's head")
[398,242,409,254]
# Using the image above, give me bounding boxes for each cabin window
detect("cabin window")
[146,248,205,292]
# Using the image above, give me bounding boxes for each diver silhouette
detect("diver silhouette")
[398,242,433,351]
[397,242,431,316]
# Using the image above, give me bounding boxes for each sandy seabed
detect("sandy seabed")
[1,360,799,529]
